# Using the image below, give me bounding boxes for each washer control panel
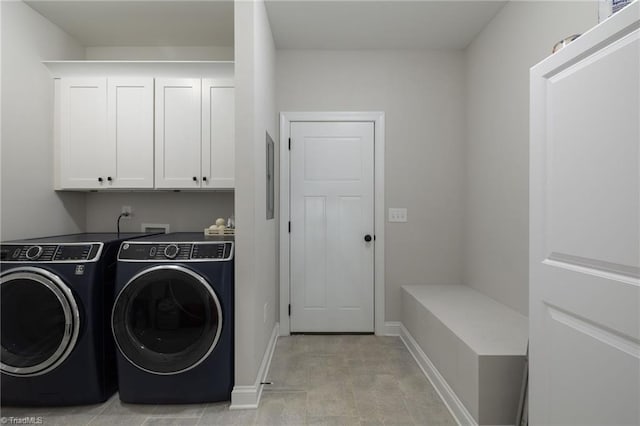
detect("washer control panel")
[163,244,180,259]
[191,243,228,260]
[0,244,101,262]
[118,241,233,261]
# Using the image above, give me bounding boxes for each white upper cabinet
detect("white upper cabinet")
[108,78,154,188]
[155,78,202,189]
[49,62,235,191]
[56,77,154,190]
[202,79,235,189]
[58,78,109,189]
[155,78,236,190]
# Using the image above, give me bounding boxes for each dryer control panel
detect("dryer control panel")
[0,244,102,263]
[118,241,234,262]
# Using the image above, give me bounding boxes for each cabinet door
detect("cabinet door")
[202,80,235,189]
[107,78,154,189]
[155,78,202,189]
[59,78,109,189]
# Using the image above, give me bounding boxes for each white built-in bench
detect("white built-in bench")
[401,285,527,426]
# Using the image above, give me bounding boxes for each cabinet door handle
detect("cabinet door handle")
[107,176,113,182]
[98,177,103,182]
[202,177,207,182]
[193,176,198,182]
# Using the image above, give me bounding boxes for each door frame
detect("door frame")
[279,111,385,336]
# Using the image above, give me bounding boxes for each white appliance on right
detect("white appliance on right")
[530,2,639,425]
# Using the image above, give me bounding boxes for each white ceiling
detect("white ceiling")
[265,0,507,50]
[25,0,506,50]
[25,1,234,47]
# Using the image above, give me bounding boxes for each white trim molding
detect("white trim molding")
[43,60,234,78]
[279,111,386,336]
[383,321,402,336]
[399,324,477,426]
[230,323,279,410]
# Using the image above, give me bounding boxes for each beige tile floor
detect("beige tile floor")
[1,336,456,425]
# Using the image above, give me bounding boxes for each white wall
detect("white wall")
[233,0,278,390]
[85,192,234,233]
[1,1,86,241]
[464,1,598,316]
[277,50,466,321]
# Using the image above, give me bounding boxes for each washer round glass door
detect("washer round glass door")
[112,265,223,375]
[0,267,80,377]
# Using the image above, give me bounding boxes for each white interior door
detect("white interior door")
[290,121,374,332]
[530,7,639,425]
[155,78,201,189]
[108,78,154,188]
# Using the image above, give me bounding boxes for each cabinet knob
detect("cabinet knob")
[193,176,198,182]
[107,176,113,182]
[98,177,103,182]
[202,177,207,182]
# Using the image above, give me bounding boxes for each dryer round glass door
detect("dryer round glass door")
[0,267,80,377]
[112,265,223,375]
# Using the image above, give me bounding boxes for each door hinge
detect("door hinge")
[288,138,291,150]
[288,221,291,233]
[288,304,291,316]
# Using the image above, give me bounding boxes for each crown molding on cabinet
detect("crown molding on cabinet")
[42,61,234,79]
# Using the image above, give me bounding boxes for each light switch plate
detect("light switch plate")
[388,208,408,223]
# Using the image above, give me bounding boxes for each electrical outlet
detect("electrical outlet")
[121,205,132,217]
[388,208,408,223]
[263,303,268,323]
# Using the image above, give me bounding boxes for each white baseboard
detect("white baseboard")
[230,322,279,410]
[399,324,477,426]
[383,321,402,336]
[228,385,260,410]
